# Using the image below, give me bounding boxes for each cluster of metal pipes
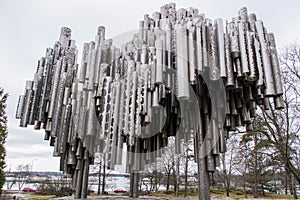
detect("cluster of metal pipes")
[16,3,283,199]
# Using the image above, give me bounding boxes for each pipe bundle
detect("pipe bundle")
[16,4,283,198]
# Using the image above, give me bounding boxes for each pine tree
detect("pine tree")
[0,88,8,194]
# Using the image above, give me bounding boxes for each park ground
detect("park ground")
[1,189,297,200]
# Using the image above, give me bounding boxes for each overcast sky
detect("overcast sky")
[0,0,299,172]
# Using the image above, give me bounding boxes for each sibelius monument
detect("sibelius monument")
[16,3,284,200]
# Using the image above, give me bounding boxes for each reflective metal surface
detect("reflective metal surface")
[16,4,283,200]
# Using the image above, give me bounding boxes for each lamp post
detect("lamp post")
[31,158,37,173]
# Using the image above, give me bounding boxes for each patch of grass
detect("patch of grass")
[232,189,244,195]
[26,193,56,200]
[162,189,197,197]
[163,190,174,195]
[210,188,225,194]
[210,189,296,199]
[263,193,294,199]
[188,190,197,196]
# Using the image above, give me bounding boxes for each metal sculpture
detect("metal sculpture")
[16,4,283,200]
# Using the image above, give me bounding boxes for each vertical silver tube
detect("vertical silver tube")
[165,23,173,71]
[16,95,25,119]
[202,23,209,67]
[87,49,97,91]
[175,23,190,100]
[247,31,257,81]
[196,23,203,73]
[209,24,220,81]
[230,33,240,58]
[84,42,96,90]
[48,59,62,119]
[155,37,163,84]
[254,37,264,88]
[29,72,41,125]
[141,44,148,65]
[215,19,226,78]
[79,43,89,83]
[38,56,51,123]
[188,24,196,83]
[255,20,275,96]
[224,34,234,87]
[59,27,71,48]
[219,129,226,153]
[238,22,249,75]
[20,81,33,127]
[268,33,283,96]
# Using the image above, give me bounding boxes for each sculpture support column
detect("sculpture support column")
[129,171,139,198]
[75,160,83,198]
[197,157,211,200]
[81,153,90,198]
[196,129,211,200]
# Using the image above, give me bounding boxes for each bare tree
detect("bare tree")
[90,153,107,195]
[257,43,300,189]
[235,140,252,198]
[141,164,163,193]
[157,138,176,191]
[14,164,31,190]
[218,133,239,197]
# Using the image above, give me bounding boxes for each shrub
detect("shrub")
[35,183,73,197]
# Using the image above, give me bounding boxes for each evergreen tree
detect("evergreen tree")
[0,88,8,194]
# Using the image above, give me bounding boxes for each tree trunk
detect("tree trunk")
[154,171,158,192]
[285,168,294,195]
[166,171,170,191]
[253,132,258,198]
[173,168,177,196]
[293,187,298,199]
[273,168,277,194]
[287,160,300,185]
[285,173,288,195]
[243,174,247,198]
[261,184,265,196]
[289,179,293,195]
[226,187,230,197]
[150,178,153,192]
